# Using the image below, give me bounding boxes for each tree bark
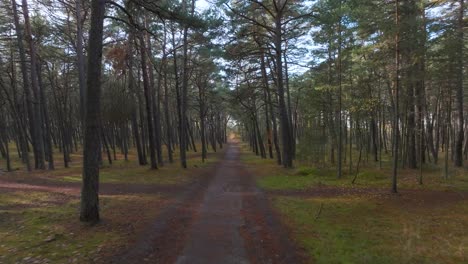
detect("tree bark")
[179,0,192,168]
[261,53,281,164]
[392,0,400,193]
[145,29,163,166]
[80,0,105,223]
[273,4,293,167]
[138,33,158,169]
[76,0,86,122]
[11,0,33,171]
[454,0,464,167]
[21,0,46,170]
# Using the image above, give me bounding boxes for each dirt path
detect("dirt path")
[0,179,185,196]
[175,143,249,264]
[113,142,304,264]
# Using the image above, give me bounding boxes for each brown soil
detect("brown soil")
[0,179,187,197]
[267,185,468,210]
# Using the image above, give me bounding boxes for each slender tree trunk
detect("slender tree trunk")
[254,114,266,158]
[101,126,112,165]
[145,30,164,166]
[392,0,400,194]
[138,33,158,169]
[163,53,173,163]
[349,116,353,174]
[283,52,295,159]
[337,4,343,178]
[445,97,452,179]
[264,89,273,159]
[261,53,281,164]
[179,0,192,168]
[7,42,31,170]
[76,0,86,122]
[37,62,54,170]
[198,82,207,161]
[187,117,197,152]
[274,11,293,168]
[11,0,32,171]
[125,23,145,165]
[0,124,11,172]
[454,0,464,167]
[21,0,46,170]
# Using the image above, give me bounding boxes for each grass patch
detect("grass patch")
[2,147,223,186]
[241,141,468,263]
[243,147,468,192]
[273,195,468,264]
[0,191,166,263]
[257,174,322,190]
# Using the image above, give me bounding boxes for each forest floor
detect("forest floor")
[0,142,304,264]
[245,148,468,263]
[1,142,468,263]
[0,146,222,263]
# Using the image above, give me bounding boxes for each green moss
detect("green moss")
[257,174,321,190]
[273,196,468,264]
[295,167,319,176]
[0,199,116,263]
[0,191,164,263]
[242,141,468,263]
[49,149,222,185]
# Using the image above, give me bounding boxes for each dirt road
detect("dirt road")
[114,141,304,264]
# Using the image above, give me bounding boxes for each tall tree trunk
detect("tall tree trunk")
[126,27,145,165]
[21,0,46,170]
[7,41,31,170]
[80,0,105,223]
[171,25,184,167]
[138,33,158,169]
[163,54,173,163]
[37,62,54,169]
[261,53,281,164]
[11,0,33,171]
[392,0,400,193]
[198,82,207,161]
[337,3,343,178]
[274,10,293,168]
[454,0,464,167]
[283,51,294,159]
[145,29,163,166]
[264,89,273,159]
[76,0,86,122]
[179,0,192,168]
[254,114,266,158]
